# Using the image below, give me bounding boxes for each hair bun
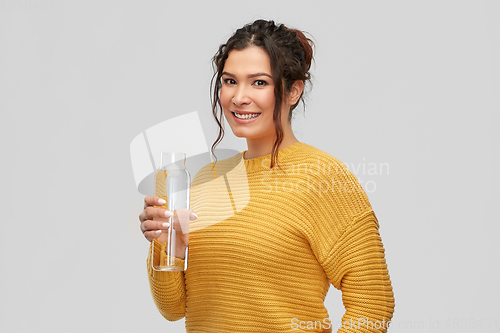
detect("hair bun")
[287,28,315,71]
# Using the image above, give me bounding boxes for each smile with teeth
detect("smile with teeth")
[233,112,261,119]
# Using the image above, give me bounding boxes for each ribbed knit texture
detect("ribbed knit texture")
[147,142,395,332]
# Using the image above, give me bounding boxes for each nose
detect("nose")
[232,86,251,106]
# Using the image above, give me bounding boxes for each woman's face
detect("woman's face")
[220,46,285,141]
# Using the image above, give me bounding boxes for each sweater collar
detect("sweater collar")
[239,142,306,173]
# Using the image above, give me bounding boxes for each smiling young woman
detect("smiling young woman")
[210,20,313,167]
[140,19,395,333]
[219,45,303,160]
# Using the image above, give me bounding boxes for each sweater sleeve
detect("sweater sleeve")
[321,209,395,332]
[146,239,186,321]
[302,154,395,331]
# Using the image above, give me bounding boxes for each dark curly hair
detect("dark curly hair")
[210,19,315,169]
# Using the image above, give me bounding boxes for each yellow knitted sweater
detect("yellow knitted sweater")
[147,142,395,332]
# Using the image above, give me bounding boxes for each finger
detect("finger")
[139,210,146,223]
[141,220,170,233]
[140,206,174,223]
[144,196,167,209]
[144,230,163,242]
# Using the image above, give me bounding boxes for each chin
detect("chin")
[229,126,261,139]
[231,130,251,139]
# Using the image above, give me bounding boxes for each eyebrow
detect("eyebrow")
[222,72,273,79]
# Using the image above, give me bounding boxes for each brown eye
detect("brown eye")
[254,80,268,86]
[223,78,236,85]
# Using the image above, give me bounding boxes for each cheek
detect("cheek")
[220,87,231,108]
[256,90,276,110]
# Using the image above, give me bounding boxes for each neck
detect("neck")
[244,132,299,160]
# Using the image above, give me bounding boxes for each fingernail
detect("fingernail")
[192,213,198,219]
[158,198,166,205]
[165,211,173,217]
[162,223,169,228]
[155,230,162,235]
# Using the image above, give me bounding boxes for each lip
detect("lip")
[230,110,261,124]
[230,110,261,115]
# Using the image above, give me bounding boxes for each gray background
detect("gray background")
[1,0,498,332]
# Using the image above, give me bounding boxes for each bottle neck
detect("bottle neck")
[159,152,186,171]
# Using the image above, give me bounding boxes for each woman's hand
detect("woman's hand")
[139,196,197,243]
[139,196,171,241]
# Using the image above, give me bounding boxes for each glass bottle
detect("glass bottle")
[151,152,191,271]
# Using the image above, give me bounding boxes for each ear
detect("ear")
[286,80,304,106]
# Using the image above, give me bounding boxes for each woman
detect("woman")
[139,19,395,332]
